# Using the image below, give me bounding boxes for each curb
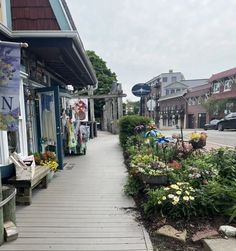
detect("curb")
[202,237,236,251]
[141,225,154,251]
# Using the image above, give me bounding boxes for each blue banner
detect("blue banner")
[0,42,21,131]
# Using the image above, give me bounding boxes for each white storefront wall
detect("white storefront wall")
[0,72,28,166]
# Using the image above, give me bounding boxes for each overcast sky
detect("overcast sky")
[67,0,236,101]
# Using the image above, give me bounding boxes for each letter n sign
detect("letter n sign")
[0,42,21,131]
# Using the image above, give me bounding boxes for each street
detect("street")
[162,129,236,148]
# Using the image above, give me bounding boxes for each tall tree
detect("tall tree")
[86,50,117,119]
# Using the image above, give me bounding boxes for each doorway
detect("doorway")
[36,86,63,169]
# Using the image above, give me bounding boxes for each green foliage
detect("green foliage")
[118,115,151,147]
[86,50,117,118]
[196,179,236,220]
[124,100,140,115]
[207,148,236,180]
[122,128,236,221]
[202,97,230,118]
[124,175,143,196]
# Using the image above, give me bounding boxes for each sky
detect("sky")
[67,0,236,101]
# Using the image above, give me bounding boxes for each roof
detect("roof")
[164,81,188,89]
[145,71,185,85]
[0,25,97,87]
[158,90,187,102]
[209,67,236,82]
[181,79,208,88]
[11,0,60,30]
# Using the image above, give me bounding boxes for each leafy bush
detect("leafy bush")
[124,175,143,196]
[196,179,236,221]
[118,115,151,148]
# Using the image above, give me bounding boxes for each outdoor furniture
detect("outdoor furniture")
[8,165,50,205]
[8,153,50,205]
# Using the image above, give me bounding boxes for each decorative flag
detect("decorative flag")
[0,42,21,131]
[69,98,88,121]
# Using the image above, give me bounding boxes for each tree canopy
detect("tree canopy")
[86,50,117,119]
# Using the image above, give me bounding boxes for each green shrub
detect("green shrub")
[118,115,151,148]
[124,175,143,196]
[196,179,236,221]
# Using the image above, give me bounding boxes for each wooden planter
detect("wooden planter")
[139,173,168,185]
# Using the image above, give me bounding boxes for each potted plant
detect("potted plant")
[34,151,58,181]
[189,131,207,149]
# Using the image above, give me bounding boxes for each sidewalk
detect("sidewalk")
[0,131,153,251]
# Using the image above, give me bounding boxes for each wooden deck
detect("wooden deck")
[0,131,153,251]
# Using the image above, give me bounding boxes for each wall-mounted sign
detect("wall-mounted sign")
[131,83,151,97]
[0,42,21,131]
[147,99,156,111]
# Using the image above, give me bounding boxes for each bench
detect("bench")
[8,165,50,205]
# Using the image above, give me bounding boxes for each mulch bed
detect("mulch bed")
[132,193,235,251]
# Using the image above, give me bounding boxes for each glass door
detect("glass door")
[36,86,63,169]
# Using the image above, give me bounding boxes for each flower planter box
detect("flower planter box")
[139,173,168,185]
[189,139,206,149]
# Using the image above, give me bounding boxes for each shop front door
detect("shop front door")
[36,86,63,169]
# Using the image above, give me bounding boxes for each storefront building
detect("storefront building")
[0,0,97,177]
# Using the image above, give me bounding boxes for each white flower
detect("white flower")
[168,194,174,199]
[183,196,190,201]
[176,190,182,195]
[170,184,179,190]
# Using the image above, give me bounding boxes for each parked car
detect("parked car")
[204,119,220,130]
[217,112,236,131]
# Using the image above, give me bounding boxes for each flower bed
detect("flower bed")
[122,122,236,222]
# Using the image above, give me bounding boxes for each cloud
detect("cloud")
[67,0,236,100]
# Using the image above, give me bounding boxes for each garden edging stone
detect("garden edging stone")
[202,237,236,251]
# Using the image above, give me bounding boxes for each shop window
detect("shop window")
[163,118,167,126]
[162,77,168,82]
[7,131,20,154]
[224,80,232,92]
[171,76,177,82]
[213,82,220,93]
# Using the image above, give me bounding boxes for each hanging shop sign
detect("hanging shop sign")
[69,98,88,121]
[0,41,21,131]
[131,83,151,97]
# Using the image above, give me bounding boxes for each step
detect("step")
[203,237,236,251]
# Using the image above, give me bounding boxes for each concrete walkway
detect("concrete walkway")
[0,131,153,251]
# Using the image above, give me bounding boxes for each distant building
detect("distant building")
[209,67,236,117]
[145,70,185,126]
[159,79,208,129]
[185,83,211,128]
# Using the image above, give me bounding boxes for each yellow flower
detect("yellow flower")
[162,196,166,200]
[158,200,162,204]
[189,196,195,200]
[168,194,174,199]
[164,187,170,191]
[185,191,190,195]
